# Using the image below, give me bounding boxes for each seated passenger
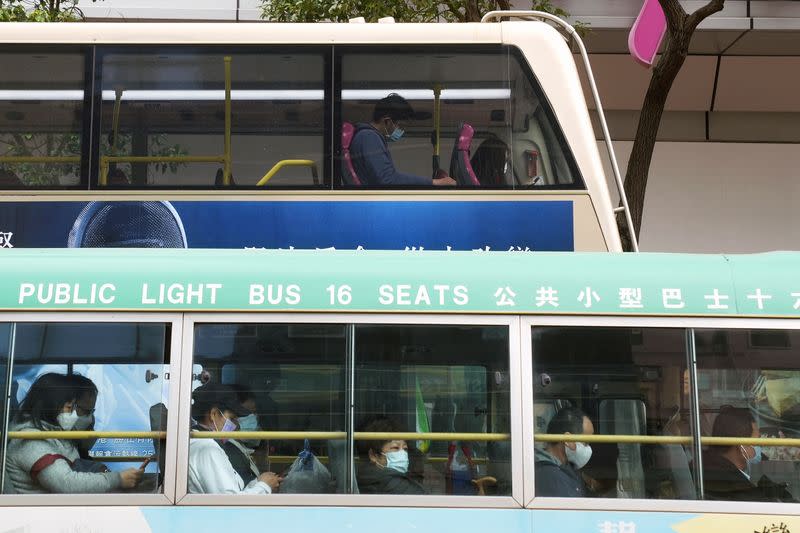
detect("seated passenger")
[534,407,594,497]
[355,416,425,495]
[702,406,794,502]
[349,93,455,187]
[67,373,99,460]
[188,383,281,494]
[470,135,510,186]
[4,373,143,494]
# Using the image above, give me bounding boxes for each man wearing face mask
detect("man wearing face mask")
[702,406,794,502]
[188,383,282,495]
[349,93,456,187]
[355,416,426,495]
[534,407,594,497]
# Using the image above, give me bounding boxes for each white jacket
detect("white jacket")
[188,438,271,495]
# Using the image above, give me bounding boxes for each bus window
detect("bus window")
[98,50,325,188]
[0,50,86,189]
[0,323,10,485]
[338,46,582,189]
[531,327,697,500]
[353,324,511,496]
[189,323,346,495]
[1,322,170,495]
[695,329,800,503]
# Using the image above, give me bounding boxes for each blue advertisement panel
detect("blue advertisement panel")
[0,199,573,251]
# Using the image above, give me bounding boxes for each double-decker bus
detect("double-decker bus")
[0,248,798,531]
[0,12,635,252]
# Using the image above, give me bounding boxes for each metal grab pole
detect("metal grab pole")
[223,56,232,186]
[481,10,639,252]
[433,84,441,175]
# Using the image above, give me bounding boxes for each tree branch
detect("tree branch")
[687,0,725,32]
[657,0,687,34]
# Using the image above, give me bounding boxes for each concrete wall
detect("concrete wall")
[600,141,800,253]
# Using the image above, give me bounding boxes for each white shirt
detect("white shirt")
[188,438,271,495]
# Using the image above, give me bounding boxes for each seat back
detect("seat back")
[448,122,480,186]
[150,402,168,487]
[327,438,358,494]
[341,122,362,186]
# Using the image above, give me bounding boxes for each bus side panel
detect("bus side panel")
[0,198,575,251]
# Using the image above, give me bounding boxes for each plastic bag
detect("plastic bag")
[279,439,332,494]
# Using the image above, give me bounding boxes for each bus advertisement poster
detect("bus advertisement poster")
[0,199,573,251]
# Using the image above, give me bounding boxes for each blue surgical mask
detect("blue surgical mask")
[388,126,405,143]
[236,414,261,449]
[383,449,409,474]
[741,445,762,478]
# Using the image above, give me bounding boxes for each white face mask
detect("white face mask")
[74,414,94,431]
[565,442,592,470]
[57,410,79,431]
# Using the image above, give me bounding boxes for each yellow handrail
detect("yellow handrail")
[191,431,510,441]
[256,159,319,186]
[99,155,226,186]
[0,156,80,164]
[7,431,166,440]
[535,433,800,447]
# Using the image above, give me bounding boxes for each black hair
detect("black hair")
[547,407,588,435]
[14,373,76,429]
[470,135,509,186]
[712,406,755,440]
[231,384,256,406]
[356,416,401,459]
[67,373,98,400]
[191,383,248,421]
[372,93,414,123]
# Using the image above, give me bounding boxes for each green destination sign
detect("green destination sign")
[0,249,798,316]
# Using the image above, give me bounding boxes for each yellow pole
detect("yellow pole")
[433,84,441,157]
[111,88,123,156]
[223,56,232,186]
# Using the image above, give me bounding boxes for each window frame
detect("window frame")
[176,312,523,508]
[89,44,334,191]
[0,45,93,191]
[522,315,800,516]
[0,311,183,506]
[332,44,585,191]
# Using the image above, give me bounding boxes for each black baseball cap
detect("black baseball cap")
[192,383,250,419]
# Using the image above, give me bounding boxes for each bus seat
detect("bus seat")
[341,122,362,186]
[599,399,646,498]
[150,402,168,487]
[448,122,480,186]
[327,438,358,494]
[649,442,697,499]
[214,168,236,187]
[487,440,512,495]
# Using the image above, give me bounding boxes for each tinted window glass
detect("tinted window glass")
[354,324,511,496]
[696,329,800,503]
[190,323,346,495]
[2,322,170,495]
[338,46,581,188]
[99,50,325,188]
[532,327,697,499]
[0,51,85,188]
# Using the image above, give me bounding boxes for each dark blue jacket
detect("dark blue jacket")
[534,447,588,497]
[349,123,430,186]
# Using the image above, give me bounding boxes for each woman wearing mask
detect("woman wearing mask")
[355,416,425,495]
[188,383,281,495]
[4,373,143,494]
